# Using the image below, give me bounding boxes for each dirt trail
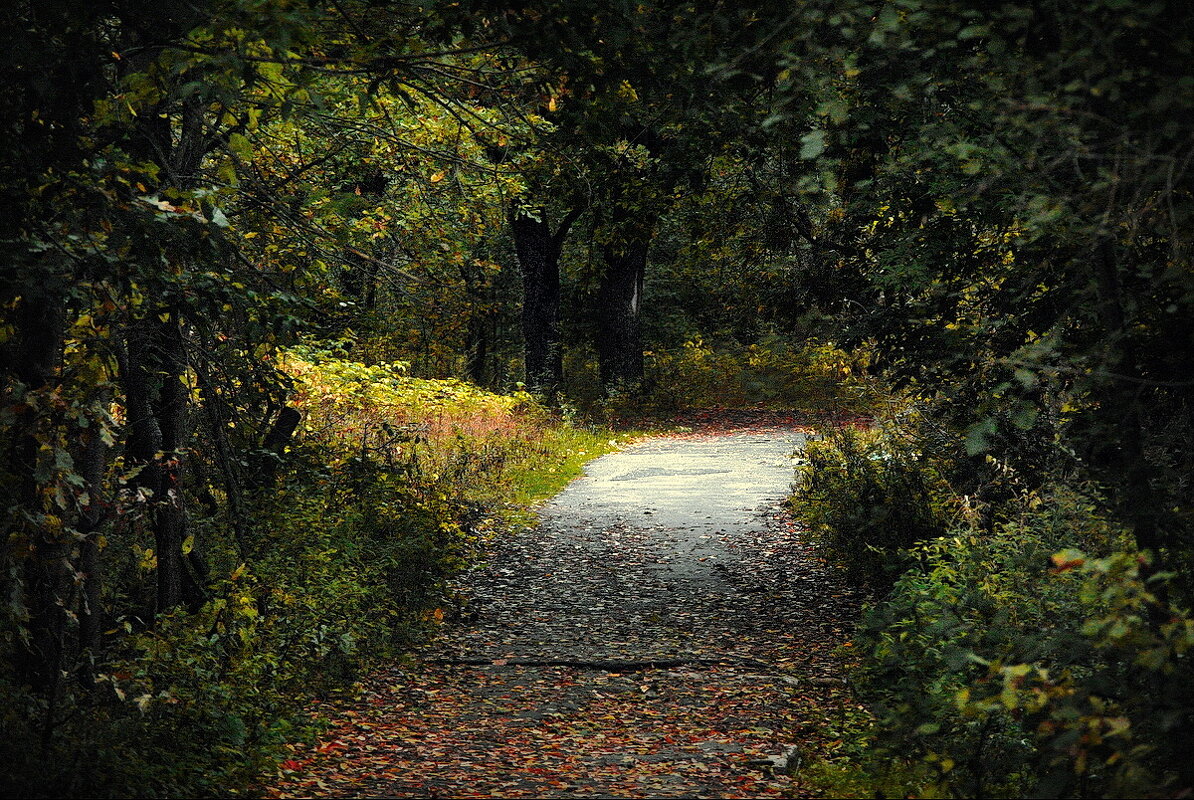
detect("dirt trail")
[267,424,856,799]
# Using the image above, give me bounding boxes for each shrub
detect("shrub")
[790,422,952,591]
[281,347,614,506]
[563,335,876,421]
[644,336,871,412]
[0,455,462,798]
[1,349,620,797]
[847,484,1194,798]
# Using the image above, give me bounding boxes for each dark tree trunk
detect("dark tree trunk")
[253,405,301,492]
[156,318,207,609]
[510,206,580,398]
[1,1,115,698]
[590,123,665,395]
[511,211,562,395]
[1094,240,1163,554]
[596,239,649,390]
[466,309,489,386]
[195,368,250,552]
[7,295,69,693]
[76,404,109,684]
[113,70,219,614]
[5,297,66,490]
[122,318,170,610]
[122,314,201,613]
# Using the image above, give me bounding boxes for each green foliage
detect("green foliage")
[280,346,622,502]
[758,0,1194,559]
[830,484,1194,798]
[790,422,951,590]
[562,337,873,424]
[5,0,1194,796]
[645,337,870,413]
[0,338,619,796]
[0,459,463,797]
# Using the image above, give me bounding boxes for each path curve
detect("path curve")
[268,427,855,799]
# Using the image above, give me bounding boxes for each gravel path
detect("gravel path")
[268,427,857,799]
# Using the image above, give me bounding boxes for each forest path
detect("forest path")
[267,418,857,799]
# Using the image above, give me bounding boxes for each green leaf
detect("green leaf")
[1011,405,1039,430]
[228,132,253,161]
[964,418,997,455]
[799,130,827,160]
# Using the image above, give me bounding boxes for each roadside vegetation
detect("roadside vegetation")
[2,347,625,796]
[791,401,1194,798]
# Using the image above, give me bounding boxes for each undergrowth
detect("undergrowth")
[1,349,624,798]
[790,422,952,592]
[565,336,877,422]
[790,411,1194,798]
[281,346,622,507]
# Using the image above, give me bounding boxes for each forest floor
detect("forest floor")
[264,413,861,799]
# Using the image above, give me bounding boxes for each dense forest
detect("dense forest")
[3,1,1193,797]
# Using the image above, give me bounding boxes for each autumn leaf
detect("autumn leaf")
[1050,550,1086,574]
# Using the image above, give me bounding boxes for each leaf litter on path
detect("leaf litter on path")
[264,424,860,799]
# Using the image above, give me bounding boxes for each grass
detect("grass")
[281,346,639,515]
[504,425,628,505]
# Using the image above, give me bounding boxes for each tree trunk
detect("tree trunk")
[156,316,208,609]
[596,236,649,391]
[466,308,489,386]
[254,405,301,492]
[590,123,663,395]
[1094,241,1163,554]
[511,210,563,396]
[195,367,250,552]
[7,295,69,692]
[510,206,580,398]
[76,402,109,685]
[116,85,215,613]
[122,313,201,613]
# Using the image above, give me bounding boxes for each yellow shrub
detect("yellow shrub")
[279,350,544,468]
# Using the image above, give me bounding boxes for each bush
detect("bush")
[846,484,1194,798]
[281,347,615,506]
[790,422,952,591]
[1,349,621,797]
[645,336,871,412]
[0,456,462,798]
[563,335,876,422]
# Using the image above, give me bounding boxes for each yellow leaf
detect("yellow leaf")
[429,171,445,183]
